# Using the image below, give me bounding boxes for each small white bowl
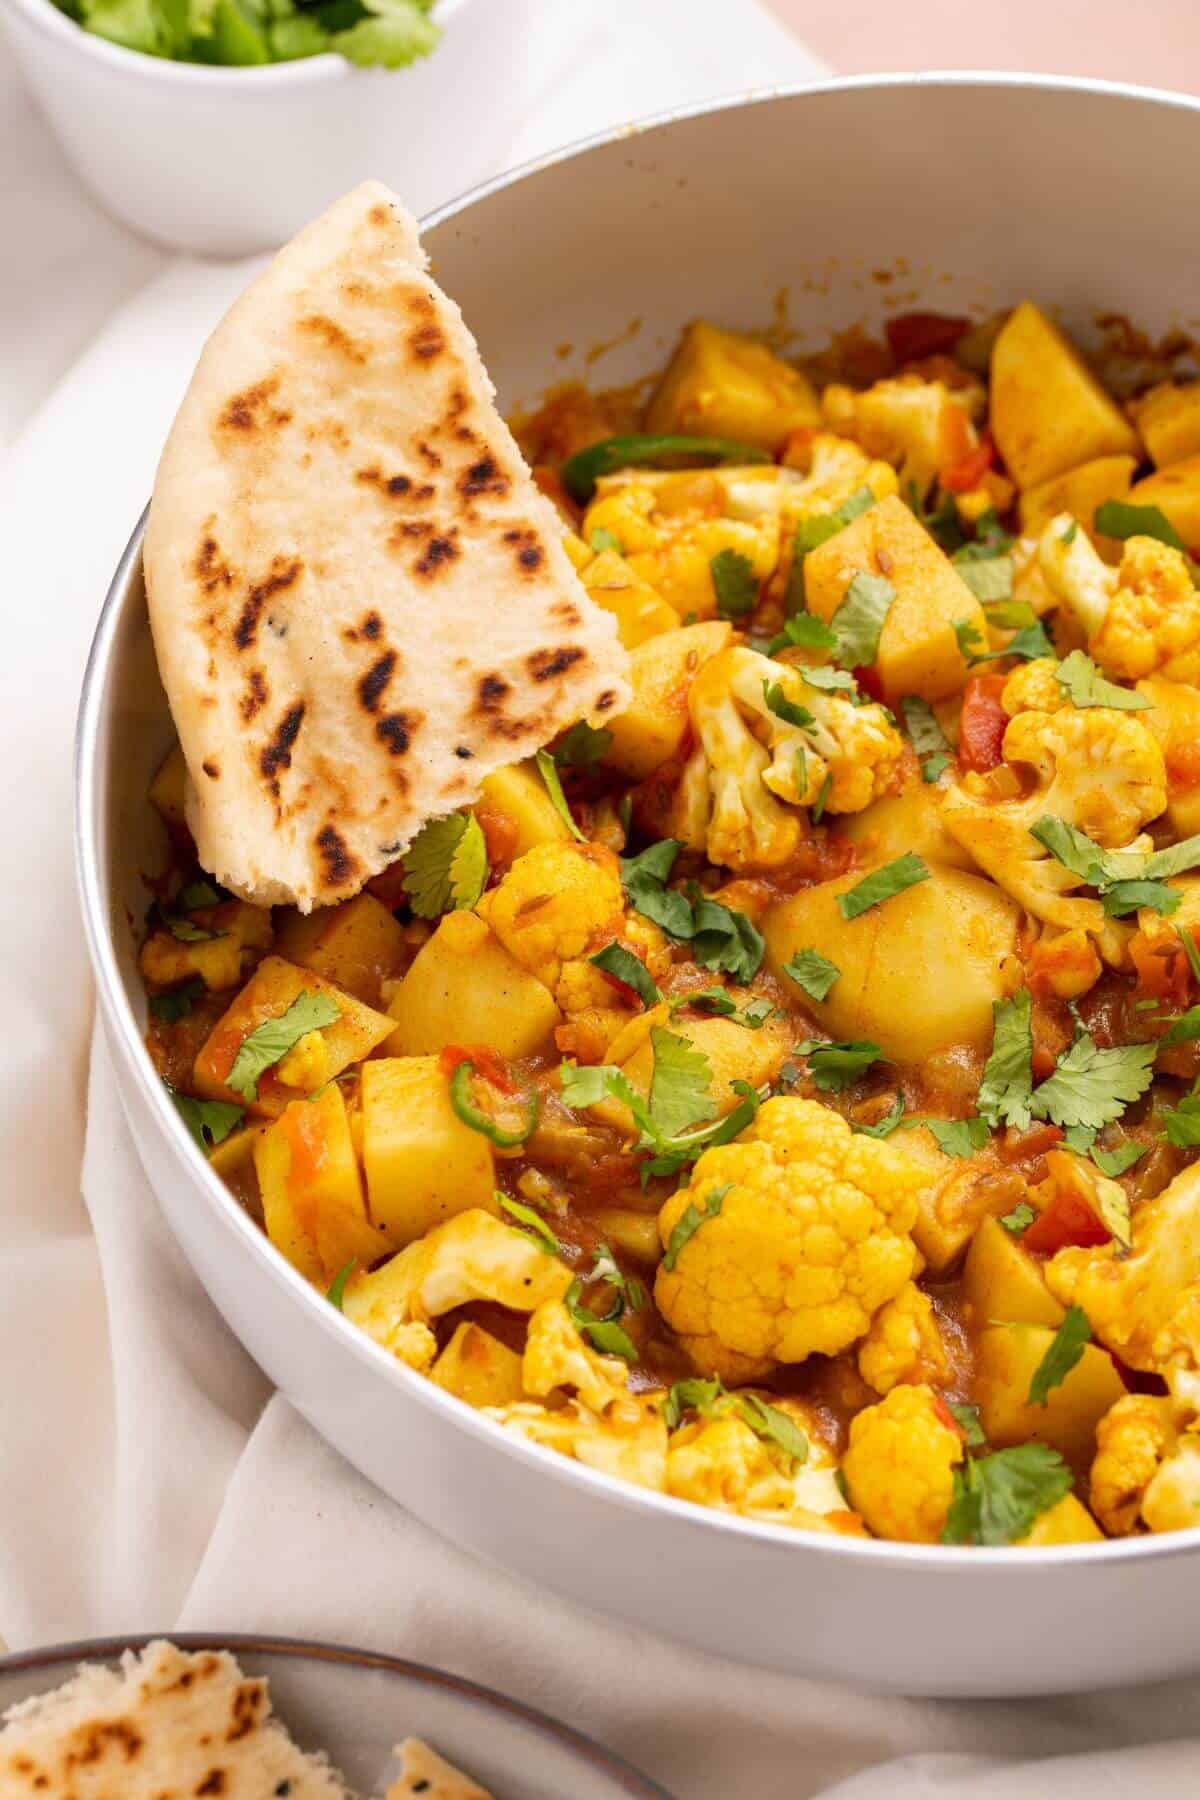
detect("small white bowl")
[0,0,533,256]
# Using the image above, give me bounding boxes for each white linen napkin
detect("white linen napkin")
[4,4,1200,1792]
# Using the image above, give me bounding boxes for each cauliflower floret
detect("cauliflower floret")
[1001,656,1069,717]
[941,704,1166,960]
[342,1208,571,1364]
[822,374,980,499]
[654,1096,922,1378]
[675,646,903,872]
[857,1280,950,1396]
[1040,514,1200,681]
[552,911,673,1062]
[522,1298,632,1414]
[1091,1387,1200,1536]
[665,1398,861,1534]
[1045,1162,1200,1377]
[840,1382,964,1543]
[486,1398,668,1490]
[140,899,272,995]
[477,841,625,997]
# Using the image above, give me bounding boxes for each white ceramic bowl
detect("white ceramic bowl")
[77,75,1200,1697]
[0,0,533,256]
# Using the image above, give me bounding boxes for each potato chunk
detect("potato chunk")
[256,1084,388,1281]
[1135,676,1200,838]
[478,760,571,860]
[1131,380,1200,468]
[618,1006,792,1116]
[1128,455,1200,551]
[763,862,1021,1062]
[990,301,1138,489]
[149,742,188,835]
[963,1216,1066,1330]
[603,620,732,779]
[193,955,394,1117]
[1018,454,1137,561]
[838,771,972,872]
[580,548,679,649]
[386,910,561,1059]
[1015,1494,1104,1545]
[275,892,408,1008]
[361,1056,498,1246]
[802,493,985,702]
[645,320,820,452]
[975,1324,1127,1463]
[430,1321,525,1409]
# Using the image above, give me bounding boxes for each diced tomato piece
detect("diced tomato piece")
[474,799,520,870]
[958,674,1009,772]
[941,432,996,494]
[999,1123,1064,1165]
[1130,930,1190,1005]
[853,664,886,703]
[439,1042,515,1093]
[885,312,971,364]
[931,1391,962,1435]
[1022,1190,1112,1256]
[1167,740,1200,790]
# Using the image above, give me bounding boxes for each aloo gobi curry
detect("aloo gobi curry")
[143,302,1200,1549]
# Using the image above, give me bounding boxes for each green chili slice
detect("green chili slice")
[448,1058,539,1147]
[560,434,771,504]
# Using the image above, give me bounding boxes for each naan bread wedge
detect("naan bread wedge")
[0,1640,349,1797]
[145,180,630,912]
[388,1736,494,1798]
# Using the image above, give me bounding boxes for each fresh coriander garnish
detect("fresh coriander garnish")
[649,1028,716,1139]
[662,1376,808,1465]
[1179,925,1200,985]
[565,1277,638,1361]
[941,1444,1073,1546]
[784,486,876,614]
[1032,1034,1156,1132]
[829,571,895,668]
[149,977,205,1022]
[1094,499,1187,552]
[226,990,341,1102]
[782,947,840,1003]
[852,1093,906,1138]
[536,749,586,842]
[588,526,623,555]
[953,549,1013,604]
[906,1115,989,1158]
[1090,1139,1146,1178]
[901,695,953,783]
[794,1038,882,1092]
[1162,1082,1200,1148]
[767,610,839,655]
[498,1194,562,1256]
[998,1200,1036,1235]
[559,434,770,505]
[402,811,489,917]
[1161,1006,1200,1046]
[1027,1306,1092,1406]
[811,770,834,824]
[168,1086,244,1151]
[800,665,859,694]
[589,942,662,1008]
[554,720,613,768]
[1054,649,1151,711]
[837,853,930,919]
[947,1400,987,1448]
[710,548,759,619]
[618,842,765,981]
[977,990,1034,1131]
[669,988,774,1029]
[762,679,815,730]
[560,1035,760,1180]
[662,1184,729,1271]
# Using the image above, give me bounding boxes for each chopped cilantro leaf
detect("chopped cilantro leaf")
[648,1027,716,1140]
[688,888,766,983]
[800,664,858,694]
[325,1258,356,1311]
[978,990,1034,1131]
[829,570,896,668]
[1055,649,1151,711]
[795,1037,882,1092]
[1094,499,1187,552]
[177,877,226,910]
[536,749,586,842]
[669,988,773,1029]
[769,610,840,655]
[901,695,954,783]
[1179,925,1200,986]
[662,1376,808,1464]
[1032,1033,1156,1131]
[402,812,489,917]
[954,553,1013,604]
[168,1086,244,1151]
[565,1276,637,1361]
[589,526,623,554]
[999,1200,1036,1235]
[710,548,759,619]
[662,1183,729,1271]
[837,853,930,919]
[1163,1007,1200,1046]
[1162,1083,1200,1148]
[149,977,205,1022]
[620,840,693,938]
[762,679,815,730]
[948,1401,987,1449]
[941,1444,1073,1546]
[589,942,662,1008]
[909,1115,990,1158]
[226,990,341,1102]
[811,770,834,823]
[953,617,986,660]
[1027,1306,1092,1406]
[1102,880,1182,918]
[853,1093,906,1138]
[498,1194,562,1256]
[737,1393,810,1464]
[907,482,966,552]
[555,720,613,768]
[782,947,841,1003]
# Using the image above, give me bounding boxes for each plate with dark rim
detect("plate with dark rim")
[0,1633,670,1798]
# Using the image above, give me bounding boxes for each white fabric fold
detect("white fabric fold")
[4,1,1200,1793]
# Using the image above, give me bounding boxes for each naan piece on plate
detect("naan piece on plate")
[144,180,629,912]
[388,1735,494,1798]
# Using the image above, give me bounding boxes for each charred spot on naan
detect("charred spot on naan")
[315,824,360,890]
[528,646,586,683]
[414,531,460,576]
[357,649,398,714]
[375,710,420,757]
[295,312,367,363]
[232,557,303,651]
[226,1681,266,1742]
[259,701,305,798]
[216,375,292,436]
[193,528,234,595]
[407,290,445,363]
[344,609,382,644]
[458,452,510,500]
[241,667,269,722]
[502,526,546,575]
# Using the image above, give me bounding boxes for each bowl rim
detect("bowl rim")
[75,71,1200,1577]
[0,0,469,89]
[0,1631,670,1795]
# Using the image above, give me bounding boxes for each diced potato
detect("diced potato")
[963,1216,1066,1330]
[900,1132,1026,1274]
[975,1324,1127,1464]
[275,892,408,1008]
[386,910,561,1059]
[580,549,679,648]
[645,319,820,452]
[802,493,985,702]
[588,1207,663,1267]
[619,1007,792,1116]
[361,1056,498,1246]
[1015,1493,1104,1546]
[149,742,188,834]
[1018,454,1137,562]
[193,955,394,1117]
[763,862,1021,1062]
[256,1084,389,1281]
[839,772,973,872]
[990,301,1139,489]
[478,761,570,859]
[208,1122,266,1215]
[1128,455,1200,552]
[430,1321,525,1409]
[1135,676,1200,838]
[1131,380,1200,468]
[603,620,732,779]
[140,899,272,996]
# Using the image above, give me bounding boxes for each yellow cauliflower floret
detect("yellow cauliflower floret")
[486,1398,668,1490]
[477,841,625,996]
[522,1298,632,1414]
[1001,656,1068,717]
[674,646,903,872]
[1040,514,1200,682]
[841,1382,964,1543]
[140,899,272,995]
[771,431,898,521]
[342,1209,571,1365]
[941,704,1166,961]
[857,1280,950,1396]
[1045,1162,1200,1377]
[275,1028,331,1091]
[654,1097,922,1377]
[822,373,981,499]
[665,1399,857,1533]
[1090,1393,1177,1535]
[551,912,673,1061]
